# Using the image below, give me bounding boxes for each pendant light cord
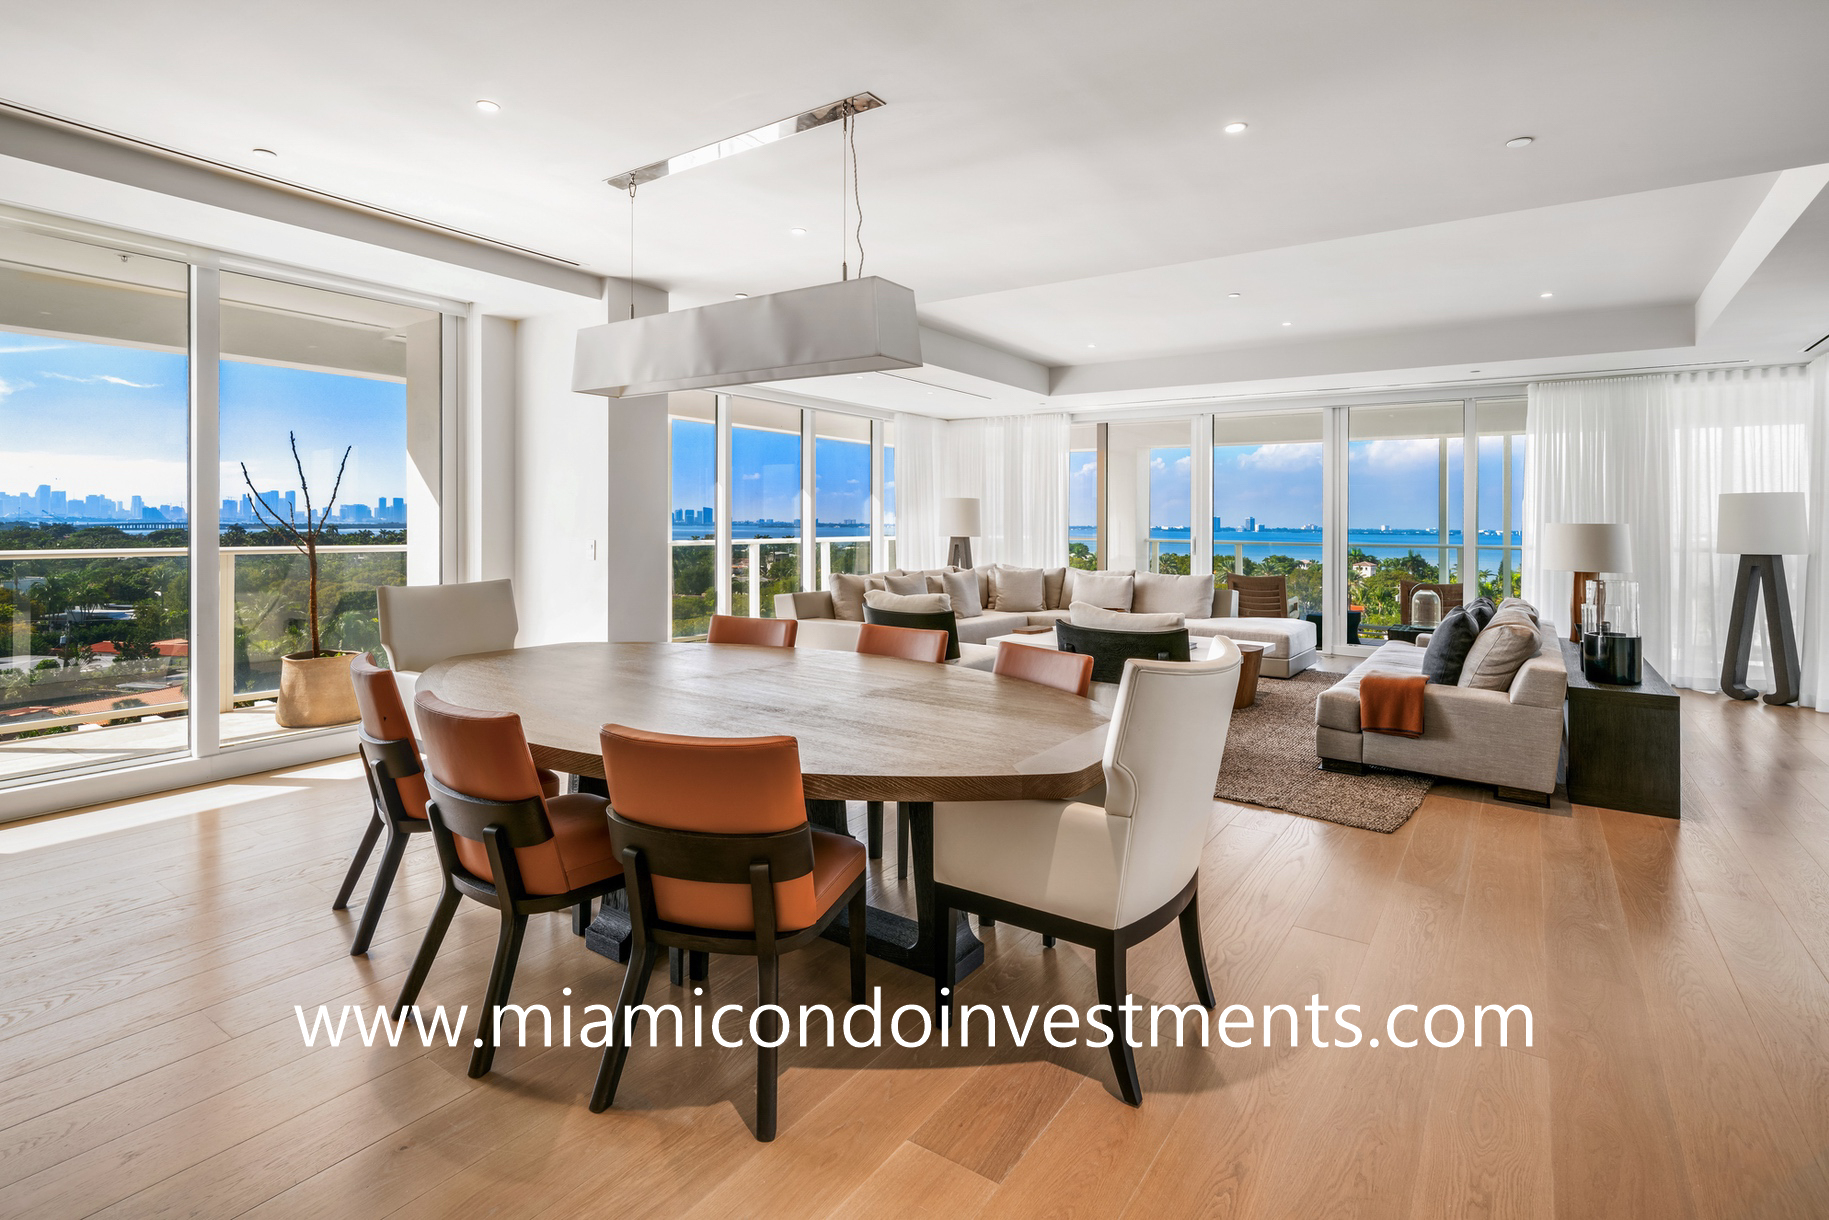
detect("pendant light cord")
[627,183,638,319]
[849,109,864,279]
[840,108,850,281]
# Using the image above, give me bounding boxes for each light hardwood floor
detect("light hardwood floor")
[4,689,1829,1218]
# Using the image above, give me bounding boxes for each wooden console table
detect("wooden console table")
[1559,640,1681,818]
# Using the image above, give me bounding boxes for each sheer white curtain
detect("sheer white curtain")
[1801,360,1829,708]
[980,413,1069,568]
[892,412,945,571]
[1525,366,1814,694]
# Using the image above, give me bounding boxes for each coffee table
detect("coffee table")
[985,631,1226,660]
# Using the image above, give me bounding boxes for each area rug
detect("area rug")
[1215,669,1432,833]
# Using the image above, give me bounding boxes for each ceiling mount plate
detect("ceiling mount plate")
[606,92,884,191]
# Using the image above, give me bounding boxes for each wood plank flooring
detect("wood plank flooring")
[4,688,1829,1218]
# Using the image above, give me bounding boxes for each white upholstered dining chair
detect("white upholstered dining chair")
[377,579,521,727]
[929,643,1242,1106]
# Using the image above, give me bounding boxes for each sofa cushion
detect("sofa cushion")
[1133,571,1214,619]
[830,573,871,621]
[865,589,952,615]
[1458,605,1542,690]
[1043,567,1068,610]
[1420,606,1480,684]
[990,565,1046,612]
[956,610,1031,644]
[1069,601,1184,632]
[1315,642,1427,732]
[1072,570,1134,610]
[884,572,929,595]
[1185,616,1316,659]
[929,569,983,617]
[1498,596,1539,625]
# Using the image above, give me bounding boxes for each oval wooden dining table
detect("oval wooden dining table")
[421,641,1111,980]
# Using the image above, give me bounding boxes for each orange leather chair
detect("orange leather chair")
[706,614,797,647]
[395,691,625,1078]
[856,621,948,664]
[591,725,867,1141]
[993,641,1095,698]
[334,656,566,955]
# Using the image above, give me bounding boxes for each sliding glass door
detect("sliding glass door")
[1476,398,1526,600]
[1346,401,1465,642]
[1212,411,1324,618]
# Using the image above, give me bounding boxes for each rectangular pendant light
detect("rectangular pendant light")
[572,276,922,399]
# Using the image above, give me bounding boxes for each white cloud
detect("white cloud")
[0,342,68,355]
[1238,442,1322,472]
[0,376,25,402]
[44,372,158,388]
[1354,438,1438,470]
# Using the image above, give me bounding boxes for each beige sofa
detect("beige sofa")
[1314,617,1567,802]
[775,564,1318,677]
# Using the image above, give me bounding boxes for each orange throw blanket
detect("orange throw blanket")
[1360,673,1427,738]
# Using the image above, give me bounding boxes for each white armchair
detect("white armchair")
[929,643,1243,1105]
[377,579,521,728]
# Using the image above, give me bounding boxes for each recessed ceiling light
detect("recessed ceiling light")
[1086,343,1096,349]
[733,292,749,298]
[1227,292,1242,299]
[1505,136,1535,149]
[1540,291,1554,298]
[251,148,277,158]
[475,99,501,114]
[1470,369,1482,374]
[1223,122,1249,135]
[789,227,807,237]
[1281,321,1292,327]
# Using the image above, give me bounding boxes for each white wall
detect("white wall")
[464,314,518,583]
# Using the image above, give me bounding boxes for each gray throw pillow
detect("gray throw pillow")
[1133,571,1214,619]
[864,589,952,615]
[1043,567,1067,610]
[942,569,982,617]
[1458,606,1544,690]
[1420,606,1480,684]
[830,573,870,621]
[991,565,1046,612]
[1467,597,1498,631]
[884,572,928,595]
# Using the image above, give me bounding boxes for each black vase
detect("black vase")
[1582,631,1642,685]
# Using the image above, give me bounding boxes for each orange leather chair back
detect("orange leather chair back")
[601,725,819,931]
[1227,573,1288,618]
[993,641,1094,697]
[707,615,798,647]
[856,622,948,663]
[351,653,430,819]
[414,690,569,888]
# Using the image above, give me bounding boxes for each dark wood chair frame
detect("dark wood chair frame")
[394,774,625,1078]
[932,873,1213,1107]
[332,730,432,956]
[1053,620,1193,685]
[590,808,867,1141]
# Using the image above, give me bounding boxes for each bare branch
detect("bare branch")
[320,446,353,535]
[239,462,307,554]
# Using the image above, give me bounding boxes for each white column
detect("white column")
[800,408,816,591]
[1191,414,1214,578]
[1462,398,1479,604]
[715,394,732,616]
[188,265,221,757]
[404,315,444,586]
[1322,405,1346,653]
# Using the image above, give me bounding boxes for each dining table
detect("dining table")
[421,641,1111,981]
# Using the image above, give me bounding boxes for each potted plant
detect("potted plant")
[242,434,360,728]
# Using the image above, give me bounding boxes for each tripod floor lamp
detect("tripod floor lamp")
[1718,492,1806,705]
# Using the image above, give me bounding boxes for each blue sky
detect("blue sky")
[1,330,407,511]
[671,419,874,525]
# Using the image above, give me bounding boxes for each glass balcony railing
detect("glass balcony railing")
[1,542,407,784]
[670,536,872,641]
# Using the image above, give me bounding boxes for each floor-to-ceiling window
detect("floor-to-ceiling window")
[0,231,191,784]
[1069,422,1100,570]
[1476,397,1526,600]
[216,273,439,743]
[1212,411,1324,618]
[1108,420,1194,574]
[728,397,802,619]
[1347,401,1465,641]
[668,391,718,640]
[813,411,870,585]
[882,420,896,573]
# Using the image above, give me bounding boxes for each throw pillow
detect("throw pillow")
[884,572,928,595]
[1043,567,1068,610]
[1498,596,1539,624]
[864,589,953,615]
[1467,596,1498,631]
[1133,571,1215,619]
[1420,606,1480,684]
[1457,605,1544,690]
[830,573,871,621]
[942,568,982,617]
[1072,569,1134,610]
[1068,600,1184,632]
[991,565,1046,612]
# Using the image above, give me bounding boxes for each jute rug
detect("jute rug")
[1215,669,1432,833]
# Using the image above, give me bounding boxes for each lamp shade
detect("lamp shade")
[1539,522,1633,573]
[572,276,921,398]
[939,497,981,537]
[1716,492,1807,555]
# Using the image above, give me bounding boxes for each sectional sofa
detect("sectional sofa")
[775,564,1317,677]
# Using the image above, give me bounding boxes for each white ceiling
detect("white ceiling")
[2,0,1828,411]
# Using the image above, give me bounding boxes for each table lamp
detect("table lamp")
[1717,491,1806,705]
[1539,523,1633,643]
[941,497,981,569]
